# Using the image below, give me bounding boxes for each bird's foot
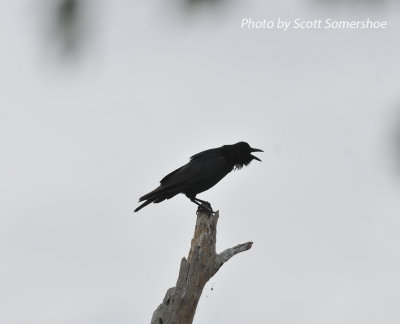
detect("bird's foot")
[197,202,216,215]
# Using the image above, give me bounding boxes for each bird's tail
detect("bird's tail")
[134,186,171,212]
[134,198,155,212]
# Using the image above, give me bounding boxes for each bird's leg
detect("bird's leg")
[193,197,209,205]
[190,198,201,207]
[191,198,215,214]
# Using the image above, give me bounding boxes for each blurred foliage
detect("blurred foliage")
[185,0,223,6]
[51,0,84,58]
[47,0,226,60]
[181,0,225,14]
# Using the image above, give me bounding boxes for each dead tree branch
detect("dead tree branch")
[151,207,253,324]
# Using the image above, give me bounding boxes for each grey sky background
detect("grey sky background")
[1,1,400,323]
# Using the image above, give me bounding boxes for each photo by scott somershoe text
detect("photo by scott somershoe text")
[241,18,388,31]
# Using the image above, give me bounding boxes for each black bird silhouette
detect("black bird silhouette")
[134,142,263,212]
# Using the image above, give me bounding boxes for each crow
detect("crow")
[134,141,263,212]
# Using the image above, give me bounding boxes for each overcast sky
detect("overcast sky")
[1,1,400,323]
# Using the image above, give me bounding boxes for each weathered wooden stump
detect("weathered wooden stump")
[151,207,253,324]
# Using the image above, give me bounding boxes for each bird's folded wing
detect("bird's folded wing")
[159,154,227,188]
[189,148,221,160]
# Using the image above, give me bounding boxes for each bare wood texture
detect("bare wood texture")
[151,208,253,324]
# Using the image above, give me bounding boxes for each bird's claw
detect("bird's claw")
[197,202,216,215]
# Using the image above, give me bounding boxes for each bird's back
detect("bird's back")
[160,150,231,196]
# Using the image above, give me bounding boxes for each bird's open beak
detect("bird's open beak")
[250,147,263,161]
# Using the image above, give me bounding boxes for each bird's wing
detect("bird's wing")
[160,153,227,188]
[138,153,227,203]
[190,148,221,160]
[160,165,185,185]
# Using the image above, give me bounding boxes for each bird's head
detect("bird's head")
[229,141,263,170]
